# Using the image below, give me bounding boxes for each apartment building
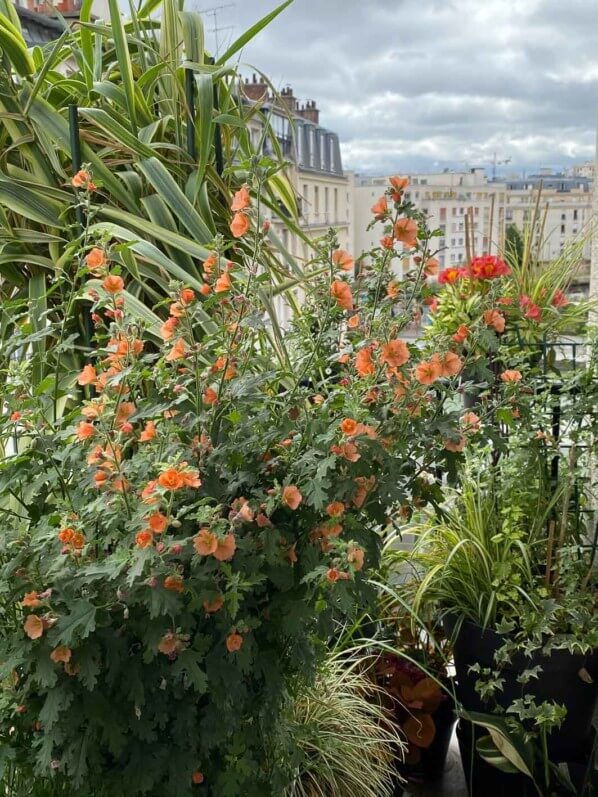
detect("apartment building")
[242,76,353,324]
[14,0,109,44]
[505,173,592,262]
[353,169,506,269]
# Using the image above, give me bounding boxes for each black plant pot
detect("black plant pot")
[444,615,598,763]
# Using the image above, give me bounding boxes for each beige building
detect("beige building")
[242,77,352,324]
[353,169,506,270]
[505,173,592,263]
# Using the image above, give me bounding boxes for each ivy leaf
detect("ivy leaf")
[54,600,97,646]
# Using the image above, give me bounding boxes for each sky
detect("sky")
[198,0,598,177]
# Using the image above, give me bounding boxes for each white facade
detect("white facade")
[353,169,506,269]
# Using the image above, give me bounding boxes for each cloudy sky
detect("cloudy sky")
[200,0,598,176]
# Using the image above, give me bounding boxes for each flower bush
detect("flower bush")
[0,175,480,796]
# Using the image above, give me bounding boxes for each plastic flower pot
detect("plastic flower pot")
[445,616,598,760]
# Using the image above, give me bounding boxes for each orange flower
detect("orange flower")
[141,480,159,504]
[414,359,441,386]
[287,543,298,564]
[331,442,360,462]
[340,418,358,435]
[76,421,95,441]
[326,501,345,517]
[24,615,44,640]
[332,249,354,271]
[192,771,205,785]
[353,475,375,508]
[203,594,224,614]
[389,175,409,193]
[78,364,97,386]
[86,247,107,273]
[139,421,157,442]
[215,272,232,293]
[326,568,349,583]
[194,528,218,556]
[226,632,243,653]
[181,467,201,488]
[231,185,251,212]
[380,339,410,368]
[148,512,168,533]
[158,468,186,491]
[21,591,41,608]
[160,317,179,341]
[387,280,400,299]
[230,212,250,238]
[71,532,86,549]
[164,575,184,593]
[203,387,218,405]
[169,302,185,318]
[444,434,467,453]
[424,257,439,276]
[203,253,217,278]
[165,338,187,362]
[115,402,136,429]
[394,217,418,248]
[347,545,365,571]
[330,280,353,311]
[462,411,481,433]
[158,632,179,656]
[200,283,211,297]
[180,288,195,305]
[371,195,388,218]
[58,527,75,544]
[347,314,360,329]
[213,533,236,562]
[381,235,395,250]
[354,346,375,377]
[50,645,72,664]
[501,369,522,383]
[102,274,124,294]
[135,530,153,549]
[483,309,506,333]
[438,351,463,377]
[282,485,302,510]
[71,169,95,190]
[452,324,470,344]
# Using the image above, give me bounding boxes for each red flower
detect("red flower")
[468,255,511,279]
[552,289,568,308]
[438,267,464,285]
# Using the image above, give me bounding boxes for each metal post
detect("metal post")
[208,56,224,176]
[69,104,94,372]
[185,68,197,161]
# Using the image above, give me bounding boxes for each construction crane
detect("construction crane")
[491,152,511,180]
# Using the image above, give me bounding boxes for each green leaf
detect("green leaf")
[79,108,155,159]
[0,179,63,227]
[171,649,208,694]
[39,686,74,729]
[137,157,213,244]
[0,12,35,76]
[107,0,138,134]
[55,599,97,646]
[216,0,293,65]
[463,711,535,780]
[476,734,521,774]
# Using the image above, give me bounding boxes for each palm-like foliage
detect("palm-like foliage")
[0,0,304,394]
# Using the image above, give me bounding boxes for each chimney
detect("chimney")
[242,73,268,102]
[298,99,319,125]
[278,85,298,113]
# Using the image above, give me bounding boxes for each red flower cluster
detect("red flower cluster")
[467,255,511,280]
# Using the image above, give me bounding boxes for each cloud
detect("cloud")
[201,0,598,174]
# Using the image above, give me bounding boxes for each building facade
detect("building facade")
[353,169,506,269]
[242,76,353,324]
[505,173,592,263]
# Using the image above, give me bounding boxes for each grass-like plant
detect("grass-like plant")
[283,654,405,797]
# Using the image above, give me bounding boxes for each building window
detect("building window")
[439,207,446,221]
[324,186,329,217]
[560,224,565,234]
[334,188,338,219]
[561,213,566,221]
[314,186,319,215]
[573,209,578,220]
